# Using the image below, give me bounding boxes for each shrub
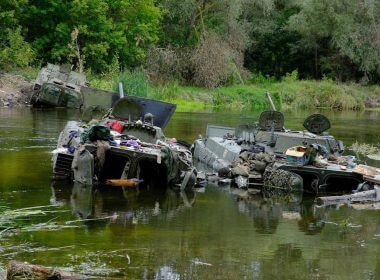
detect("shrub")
[0,27,35,69]
[249,73,277,85]
[144,47,183,83]
[190,33,247,88]
[283,70,299,82]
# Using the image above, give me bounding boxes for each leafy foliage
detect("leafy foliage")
[2,0,380,83]
[288,0,380,81]
[18,0,161,73]
[0,27,35,69]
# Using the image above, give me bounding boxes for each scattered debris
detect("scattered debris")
[316,186,380,206]
[350,141,379,157]
[105,178,142,187]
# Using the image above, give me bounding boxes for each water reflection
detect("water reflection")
[51,182,197,228]
[261,243,326,280]
[227,188,328,235]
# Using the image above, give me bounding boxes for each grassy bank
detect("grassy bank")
[9,67,380,112]
[88,71,379,112]
[148,79,380,112]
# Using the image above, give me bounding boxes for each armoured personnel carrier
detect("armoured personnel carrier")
[31,63,88,108]
[193,97,378,193]
[53,96,196,189]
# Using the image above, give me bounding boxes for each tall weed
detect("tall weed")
[150,81,180,100]
[114,70,149,98]
[249,73,277,85]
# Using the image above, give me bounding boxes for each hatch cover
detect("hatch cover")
[258,111,284,131]
[111,96,176,128]
[303,114,331,134]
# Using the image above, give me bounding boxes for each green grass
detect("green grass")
[149,79,378,112]
[86,72,116,91]
[172,99,213,112]
[10,66,380,112]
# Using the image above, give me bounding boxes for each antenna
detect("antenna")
[118,82,124,98]
[266,91,277,111]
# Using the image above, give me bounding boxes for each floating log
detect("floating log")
[104,178,141,187]
[316,187,380,206]
[7,261,85,279]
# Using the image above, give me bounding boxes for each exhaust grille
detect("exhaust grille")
[54,153,74,179]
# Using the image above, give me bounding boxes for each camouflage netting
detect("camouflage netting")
[262,167,303,195]
[230,151,275,178]
[228,151,303,194]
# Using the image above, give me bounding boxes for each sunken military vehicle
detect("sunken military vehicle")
[31,63,88,108]
[193,94,380,194]
[52,96,196,189]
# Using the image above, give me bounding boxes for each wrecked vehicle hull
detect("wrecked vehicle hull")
[193,112,379,194]
[31,63,87,108]
[53,97,196,189]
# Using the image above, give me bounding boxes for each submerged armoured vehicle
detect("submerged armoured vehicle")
[52,96,196,189]
[193,100,379,193]
[31,63,88,108]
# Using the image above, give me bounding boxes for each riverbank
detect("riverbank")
[0,72,33,107]
[74,71,380,112]
[148,79,380,112]
[1,67,379,112]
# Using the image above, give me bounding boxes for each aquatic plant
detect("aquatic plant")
[0,205,76,236]
[349,142,380,162]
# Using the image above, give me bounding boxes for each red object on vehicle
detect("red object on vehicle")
[106,121,124,133]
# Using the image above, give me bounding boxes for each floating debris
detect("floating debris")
[0,205,79,237]
[191,258,213,266]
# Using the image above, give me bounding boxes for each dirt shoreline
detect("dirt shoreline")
[0,73,34,107]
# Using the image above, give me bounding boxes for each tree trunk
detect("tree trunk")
[7,261,85,279]
[315,189,378,206]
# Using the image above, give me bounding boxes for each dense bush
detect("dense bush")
[0,27,35,69]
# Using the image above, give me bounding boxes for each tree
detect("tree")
[153,0,250,86]
[0,0,27,36]
[0,0,28,52]
[288,0,380,81]
[158,0,249,48]
[241,0,309,79]
[19,0,161,72]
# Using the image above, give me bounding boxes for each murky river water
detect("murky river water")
[0,108,379,279]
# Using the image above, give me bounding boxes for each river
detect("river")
[0,107,379,279]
